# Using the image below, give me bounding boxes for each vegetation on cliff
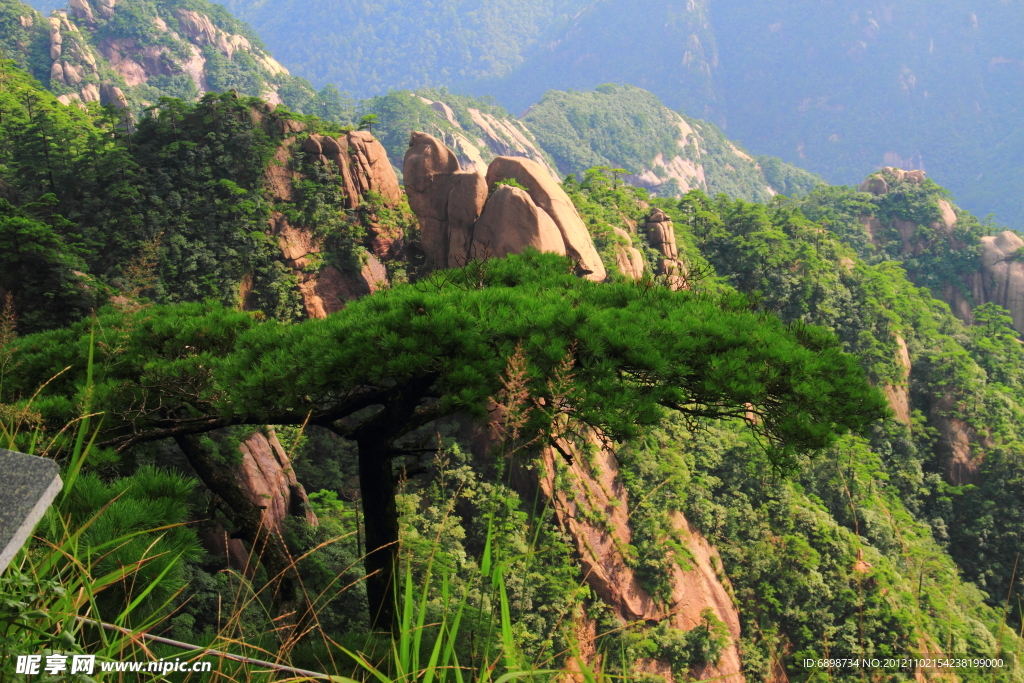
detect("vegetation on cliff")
[2,48,1024,683]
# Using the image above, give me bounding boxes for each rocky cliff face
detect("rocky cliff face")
[840,166,1024,484]
[533,441,745,683]
[856,166,1024,335]
[3,0,317,112]
[404,132,607,281]
[261,117,405,318]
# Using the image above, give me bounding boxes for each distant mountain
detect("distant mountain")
[360,84,819,202]
[709,0,1024,232]
[86,0,1022,230]
[213,0,587,98]
[2,0,343,117]
[520,84,820,201]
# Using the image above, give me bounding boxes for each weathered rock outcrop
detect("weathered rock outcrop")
[37,1,299,115]
[613,227,645,280]
[348,131,403,207]
[404,133,604,276]
[980,231,1024,334]
[303,131,401,209]
[854,168,1024,333]
[270,212,388,318]
[532,439,745,683]
[929,393,984,485]
[486,156,607,281]
[404,132,487,269]
[882,334,912,426]
[645,209,687,287]
[859,166,925,195]
[471,185,566,259]
[234,429,318,536]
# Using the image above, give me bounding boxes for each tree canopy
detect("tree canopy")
[3,251,888,624]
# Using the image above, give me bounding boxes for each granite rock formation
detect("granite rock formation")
[404,132,488,269]
[485,156,606,281]
[980,231,1024,334]
[471,185,566,259]
[404,132,604,278]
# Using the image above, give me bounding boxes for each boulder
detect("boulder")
[470,185,566,260]
[904,169,926,184]
[645,208,678,260]
[62,62,83,85]
[80,83,100,102]
[486,156,606,281]
[445,171,488,267]
[859,175,889,195]
[613,227,644,280]
[403,132,486,269]
[301,135,322,155]
[346,130,402,207]
[99,83,128,109]
[980,230,1024,333]
[68,0,94,23]
[234,429,318,537]
[49,61,65,85]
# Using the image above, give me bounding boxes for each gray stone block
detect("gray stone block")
[0,449,62,574]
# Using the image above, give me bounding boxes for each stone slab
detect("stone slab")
[0,449,62,574]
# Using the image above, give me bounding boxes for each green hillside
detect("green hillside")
[2,47,1024,682]
[45,0,1022,229]
[0,0,345,117]
[522,84,821,200]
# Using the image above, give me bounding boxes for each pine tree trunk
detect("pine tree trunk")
[357,436,399,632]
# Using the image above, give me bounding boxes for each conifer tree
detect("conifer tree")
[4,252,888,627]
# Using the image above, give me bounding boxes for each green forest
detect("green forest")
[2,7,1024,680]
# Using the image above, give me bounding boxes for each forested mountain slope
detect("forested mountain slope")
[3,46,1024,681]
[205,0,587,98]
[75,0,1024,229]
[362,85,819,201]
[0,0,343,115]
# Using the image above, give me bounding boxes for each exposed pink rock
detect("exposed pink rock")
[404,132,485,269]
[297,256,389,318]
[531,437,745,683]
[100,83,128,109]
[347,130,402,207]
[904,169,926,184]
[68,0,94,23]
[613,228,644,280]
[234,429,318,537]
[277,118,306,136]
[859,175,889,195]
[486,156,606,281]
[445,171,488,267]
[302,135,323,155]
[645,208,678,260]
[175,9,218,45]
[936,199,957,232]
[894,218,918,254]
[980,230,1024,333]
[882,334,912,426]
[929,393,982,485]
[470,185,566,260]
[266,145,298,202]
